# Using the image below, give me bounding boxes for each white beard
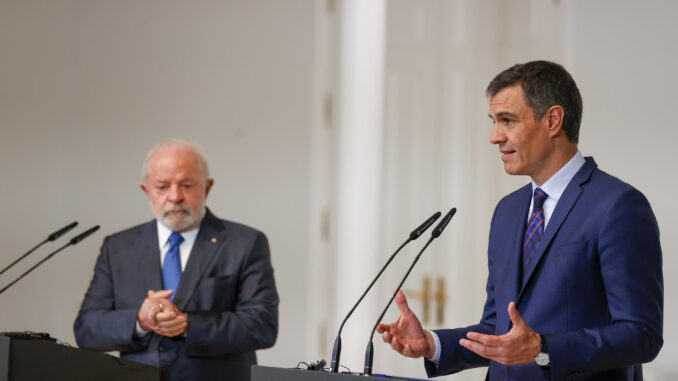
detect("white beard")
[154,202,206,232]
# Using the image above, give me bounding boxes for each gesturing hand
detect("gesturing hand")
[459,301,540,365]
[376,290,436,359]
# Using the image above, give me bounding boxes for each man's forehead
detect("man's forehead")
[149,174,198,182]
[489,85,529,114]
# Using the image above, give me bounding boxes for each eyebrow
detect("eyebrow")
[489,111,519,120]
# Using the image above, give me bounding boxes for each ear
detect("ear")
[140,183,149,195]
[204,178,215,198]
[543,105,565,138]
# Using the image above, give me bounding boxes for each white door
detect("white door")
[370,1,570,379]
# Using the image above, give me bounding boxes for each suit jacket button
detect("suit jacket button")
[158,345,167,353]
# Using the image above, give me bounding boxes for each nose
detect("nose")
[489,123,505,145]
[168,184,184,203]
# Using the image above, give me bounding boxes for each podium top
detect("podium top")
[0,332,56,342]
[251,366,429,381]
[1,335,158,381]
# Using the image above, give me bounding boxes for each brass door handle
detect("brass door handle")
[403,276,431,324]
[403,276,448,325]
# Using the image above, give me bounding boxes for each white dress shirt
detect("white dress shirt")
[156,220,200,270]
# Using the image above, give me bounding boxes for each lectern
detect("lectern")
[0,333,158,381]
[252,366,427,381]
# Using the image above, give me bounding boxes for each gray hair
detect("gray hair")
[142,139,210,180]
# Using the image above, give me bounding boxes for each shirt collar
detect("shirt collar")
[156,220,200,248]
[532,150,586,203]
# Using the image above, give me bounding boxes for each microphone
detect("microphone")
[0,222,78,278]
[330,212,441,373]
[363,208,457,375]
[49,221,80,241]
[69,225,100,244]
[0,225,100,295]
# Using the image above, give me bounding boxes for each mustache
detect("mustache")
[162,204,191,216]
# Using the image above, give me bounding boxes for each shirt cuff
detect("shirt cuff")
[134,320,149,338]
[426,330,442,363]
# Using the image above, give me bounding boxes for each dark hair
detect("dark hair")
[486,60,583,143]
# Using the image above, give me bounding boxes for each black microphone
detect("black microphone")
[0,221,78,278]
[0,225,100,295]
[69,225,100,244]
[330,212,441,373]
[364,208,457,375]
[48,221,79,242]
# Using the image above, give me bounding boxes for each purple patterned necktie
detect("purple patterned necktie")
[522,188,548,286]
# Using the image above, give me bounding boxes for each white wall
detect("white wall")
[0,0,315,368]
[569,2,678,378]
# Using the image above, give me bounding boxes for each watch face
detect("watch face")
[535,353,550,366]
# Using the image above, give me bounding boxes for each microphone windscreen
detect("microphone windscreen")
[432,208,457,238]
[48,221,79,241]
[70,225,100,245]
[409,211,441,240]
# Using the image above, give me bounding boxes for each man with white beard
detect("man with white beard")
[74,140,279,381]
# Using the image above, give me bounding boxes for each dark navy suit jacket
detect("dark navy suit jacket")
[425,158,663,380]
[74,209,279,381]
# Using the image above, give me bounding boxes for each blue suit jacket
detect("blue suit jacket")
[74,209,279,381]
[425,158,663,380]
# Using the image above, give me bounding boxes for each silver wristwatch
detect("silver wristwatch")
[535,334,550,367]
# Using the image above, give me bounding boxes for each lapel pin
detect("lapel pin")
[211,237,217,243]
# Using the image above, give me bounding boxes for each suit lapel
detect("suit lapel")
[517,158,597,300]
[136,221,163,292]
[174,210,226,310]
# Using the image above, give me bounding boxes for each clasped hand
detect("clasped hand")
[137,289,188,337]
[377,291,540,365]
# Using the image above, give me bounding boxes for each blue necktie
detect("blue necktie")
[162,232,184,301]
[522,188,548,286]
